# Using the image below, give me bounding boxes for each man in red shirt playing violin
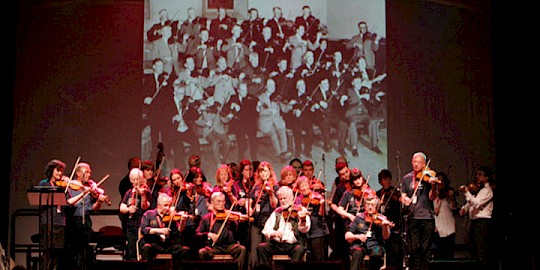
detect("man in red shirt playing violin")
[196,192,247,270]
[345,196,393,270]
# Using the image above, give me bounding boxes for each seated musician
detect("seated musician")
[140,192,189,268]
[256,186,311,267]
[345,196,393,270]
[196,192,248,270]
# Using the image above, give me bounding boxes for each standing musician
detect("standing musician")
[265,6,293,43]
[294,5,320,43]
[253,26,282,73]
[213,164,238,209]
[328,161,351,263]
[38,159,67,270]
[285,78,313,158]
[187,28,219,73]
[256,186,310,267]
[231,159,255,247]
[335,168,377,228]
[147,8,179,43]
[64,162,109,270]
[375,169,403,270]
[248,161,279,270]
[309,77,348,155]
[178,7,205,42]
[222,24,250,70]
[345,21,381,79]
[240,7,264,46]
[140,192,190,268]
[301,160,325,194]
[227,82,260,160]
[345,196,393,270]
[294,176,328,261]
[143,58,174,161]
[459,165,495,270]
[171,78,202,165]
[399,152,439,270]
[166,168,187,211]
[196,192,248,270]
[256,78,289,159]
[209,7,237,49]
[278,165,297,189]
[119,168,151,261]
[239,51,267,97]
[178,166,211,260]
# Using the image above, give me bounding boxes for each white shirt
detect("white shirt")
[262,209,311,244]
[434,197,456,237]
[460,183,493,219]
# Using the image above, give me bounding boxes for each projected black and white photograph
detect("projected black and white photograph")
[141,0,388,184]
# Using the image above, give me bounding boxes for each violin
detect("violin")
[365,213,395,227]
[416,166,441,184]
[162,212,194,223]
[279,205,307,220]
[353,188,363,198]
[301,193,323,206]
[55,178,85,190]
[459,182,480,195]
[195,182,213,197]
[215,210,253,222]
[85,180,112,205]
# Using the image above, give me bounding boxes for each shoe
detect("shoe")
[338,149,346,157]
[324,145,332,152]
[352,149,359,157]
[372,146,382,154]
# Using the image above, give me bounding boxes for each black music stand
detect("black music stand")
[27,187,67,270]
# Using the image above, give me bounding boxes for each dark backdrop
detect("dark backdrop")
[4,0,527,269]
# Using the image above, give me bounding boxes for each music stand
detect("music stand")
[27,187,67,270]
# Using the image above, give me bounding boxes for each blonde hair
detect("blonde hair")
[215,164,233,186]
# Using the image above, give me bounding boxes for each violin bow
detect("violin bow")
[213,200,237,246]
[65,156,81,193]
[80,174,110,201]
[411,159,431,201]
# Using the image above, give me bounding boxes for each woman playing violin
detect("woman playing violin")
[64,162,108,270]
[278,165,297,189]
[399,152,439,270]
[345,196,392,270]
[294,175,328,261]
[178,166,210,259]
[38,159,68,270]
[196,192,247,270]
[334,168,376,227]
[119,168,151,260]
[213,164,238,209]
[247,161,279,270]
[231,160,254,248]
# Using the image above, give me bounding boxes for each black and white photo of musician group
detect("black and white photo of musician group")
[141,0,387,174]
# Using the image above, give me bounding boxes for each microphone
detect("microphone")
[322,153,325,161]
[396,151,400,160]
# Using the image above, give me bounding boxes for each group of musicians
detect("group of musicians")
[38,150,494,270]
